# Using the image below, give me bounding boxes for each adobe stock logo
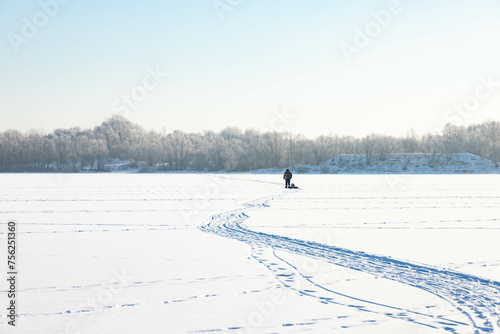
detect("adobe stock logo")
[443,74,500,126]
[213,0,243,20]
[111,64,170,117]
[8,0,72,53]
[262,106,295,133]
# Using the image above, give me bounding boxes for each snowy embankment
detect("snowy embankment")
[105,153,499,174]
[250,153,499,175]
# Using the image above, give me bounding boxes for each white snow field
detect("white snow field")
[1,174,500,334]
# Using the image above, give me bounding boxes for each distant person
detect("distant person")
[283,169,292,188]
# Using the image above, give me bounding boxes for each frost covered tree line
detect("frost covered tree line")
[0,115,499,172]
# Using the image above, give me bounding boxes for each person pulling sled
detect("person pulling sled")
[283,169,292,188]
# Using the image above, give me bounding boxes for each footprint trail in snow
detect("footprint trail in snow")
[199,193,500,333]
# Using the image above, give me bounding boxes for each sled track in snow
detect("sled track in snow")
[199,192,500,334]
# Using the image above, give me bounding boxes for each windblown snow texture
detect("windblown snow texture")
[199,193,500,334]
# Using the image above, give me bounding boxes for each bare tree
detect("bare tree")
[372,135,395,161]
[262,132,287,168]
[361,136,374,165]
[311,135,336,165]
[402,129,419,153]
[166,130,191,170]
[483,121,500,163]
[421,134,443,167]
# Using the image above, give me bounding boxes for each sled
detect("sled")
[287,183,299,189]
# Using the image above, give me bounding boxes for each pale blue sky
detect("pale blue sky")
[1,0,500,137]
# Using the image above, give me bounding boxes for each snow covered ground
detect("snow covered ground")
[1,174,500,333]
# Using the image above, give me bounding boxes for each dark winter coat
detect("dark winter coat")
[283,170,292,180]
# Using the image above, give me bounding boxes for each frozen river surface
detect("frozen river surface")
[0,173,499,334]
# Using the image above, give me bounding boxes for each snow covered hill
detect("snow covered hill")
[102,153,499,174]
[253,153,499,174]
